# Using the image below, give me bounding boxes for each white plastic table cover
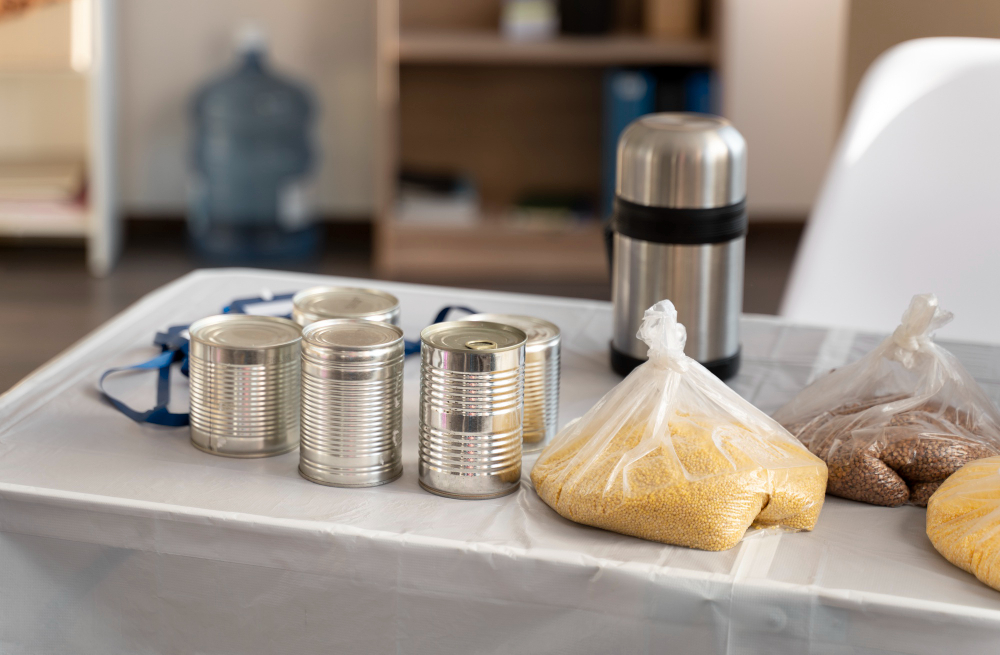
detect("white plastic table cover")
[2,269,1000,655]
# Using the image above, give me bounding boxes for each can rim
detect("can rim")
[292,286,400,319]
[420,321,526,354]
[189,314,302,350]
[303,318,404,350]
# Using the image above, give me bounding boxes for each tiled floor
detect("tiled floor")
[0,221,803,391]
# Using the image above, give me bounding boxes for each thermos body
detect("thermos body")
[610,113,748,380]
[612,233,743,365]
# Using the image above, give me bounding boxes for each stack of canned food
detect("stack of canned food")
[186,286,561,500]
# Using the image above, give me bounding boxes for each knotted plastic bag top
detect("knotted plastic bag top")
[775,294,1000,507]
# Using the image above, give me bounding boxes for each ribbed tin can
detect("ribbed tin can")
[299,319,404,487]
[418,321,527,499]
[188,315,302,458]
[462,314,560,453]
[292,286,400,327]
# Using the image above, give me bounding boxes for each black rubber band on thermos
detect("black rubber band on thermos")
[611,196,748,245]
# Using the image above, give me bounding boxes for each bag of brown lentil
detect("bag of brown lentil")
[530,300,828,551]
[774,294,1000,508]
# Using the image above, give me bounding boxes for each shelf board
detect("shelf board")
[376,218,608,282]
[398,31,714,66]
[0,68,87,79]
[0,204,88,238]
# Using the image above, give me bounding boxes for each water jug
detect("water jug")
[189,29,319,263]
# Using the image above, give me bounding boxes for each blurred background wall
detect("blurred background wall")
[845,0,1000,110]
[720,0,848,220]
[5,0,1000,228]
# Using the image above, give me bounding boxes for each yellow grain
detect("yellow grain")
[532,416,828,551]
[927,455,1000,591]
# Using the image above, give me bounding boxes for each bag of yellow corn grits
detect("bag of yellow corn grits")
[927,455,1000,592]
[774,294,1000,508]
[530,300,828,551]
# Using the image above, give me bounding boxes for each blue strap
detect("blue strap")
[403,305,478,356]
[99,326,190,426]
[100,300,480,425]
[224,292,296,318]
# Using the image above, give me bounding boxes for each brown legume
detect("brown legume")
[785,401,1000,507]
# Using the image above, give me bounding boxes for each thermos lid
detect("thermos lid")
[616,113,747,209]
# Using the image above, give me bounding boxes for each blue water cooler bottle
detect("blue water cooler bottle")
[189,27,319,263]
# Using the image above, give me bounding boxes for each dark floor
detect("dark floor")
[0,221,803,392]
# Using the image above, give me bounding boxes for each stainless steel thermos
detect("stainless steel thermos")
[610,113,748,380]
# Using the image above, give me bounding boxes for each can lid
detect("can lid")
[304,319,403,349]
[293,286,399,320]
[190,314,301,349]
[302,319,404,364]
[421,321,526,354]
[616,113,747,209]
[461,313,559,347]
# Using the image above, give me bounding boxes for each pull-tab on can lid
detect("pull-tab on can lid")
[421,321,526,354]
[616,112,747,209]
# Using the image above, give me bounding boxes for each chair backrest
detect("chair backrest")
[780,37,1000,344]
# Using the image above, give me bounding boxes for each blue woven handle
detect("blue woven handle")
[100,298,479,425]
[403,305,478,355]
[98,325,190,426]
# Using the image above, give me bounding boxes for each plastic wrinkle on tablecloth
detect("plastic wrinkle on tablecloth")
[2,268,1000,654]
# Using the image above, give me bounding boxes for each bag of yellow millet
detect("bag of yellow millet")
[926,455,1000,592]
[531,300,828,551]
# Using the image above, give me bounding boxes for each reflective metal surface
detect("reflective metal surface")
[616,113,747,209]
[299,319,404,487]
[188,315,302,457]
[612,233,743,363]
[461,314,560,454]
[292,286,400,327]
[418,322,526,499]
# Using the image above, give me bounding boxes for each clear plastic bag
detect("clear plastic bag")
[926,455,1000,592]
[530,300,828,551]
[774,294,1000,508]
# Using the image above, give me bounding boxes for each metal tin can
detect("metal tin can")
[418,321,526,500]
[292,286,401,327]
[462,314,560,454]
[188,314,302,458]
[299,319,405,487]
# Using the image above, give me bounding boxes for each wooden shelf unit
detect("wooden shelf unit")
[374,0,715,283]
[378,219,608,282]
[0,0,119,274]
[399,31,714,66]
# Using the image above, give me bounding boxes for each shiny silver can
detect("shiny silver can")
[462,314,560,454]
[292,286,401,327]
[188,314,302,458]
[418,321,526,499]
[299,319,404,487]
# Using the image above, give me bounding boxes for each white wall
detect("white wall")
[117,0,375,217]
[720,0,849,220]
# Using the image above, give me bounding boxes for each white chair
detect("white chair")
[781,37,1000,344]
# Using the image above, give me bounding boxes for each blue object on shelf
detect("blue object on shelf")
[189,29,319,264]
[601,69,656,219]
[683,68,717,114]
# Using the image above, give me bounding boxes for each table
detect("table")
[2,269,1000,654]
